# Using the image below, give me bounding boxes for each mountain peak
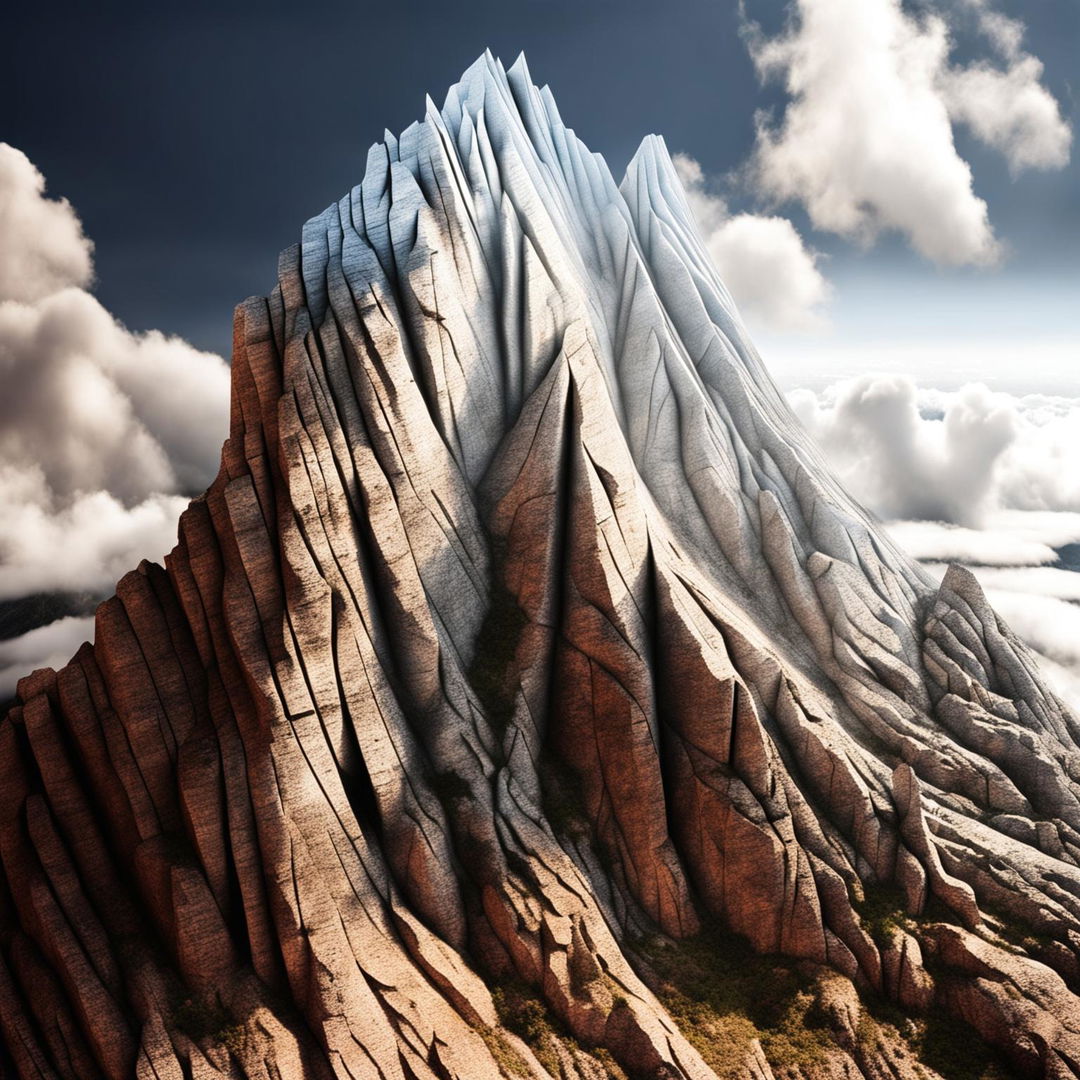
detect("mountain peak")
[3,53,1080,1080]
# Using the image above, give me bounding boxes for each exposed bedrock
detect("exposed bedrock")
[2,52,1079,1080]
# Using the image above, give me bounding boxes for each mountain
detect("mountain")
[3,51,1080,1080]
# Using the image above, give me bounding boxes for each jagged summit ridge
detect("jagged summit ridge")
[2,50,1080,1080]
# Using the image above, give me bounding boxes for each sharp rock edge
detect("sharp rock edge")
[3,51,1080,1080]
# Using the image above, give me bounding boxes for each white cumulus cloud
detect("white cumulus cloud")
[744,0,1070,265]
[673,153,830,331]
[0,143,230,679]
[0,468,190,600]
[0,145,93,303]
[791,377,1080,528]
[942,55,1072,175]
[968,3,1024,60]
[950,0,1071,173]
[789,376,1017,524]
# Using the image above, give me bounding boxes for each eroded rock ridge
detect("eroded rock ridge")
[3,52,1080,1080]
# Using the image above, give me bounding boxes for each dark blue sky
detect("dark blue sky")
[4,0,1078,379]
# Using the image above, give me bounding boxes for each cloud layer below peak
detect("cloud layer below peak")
[790,376,1080,528]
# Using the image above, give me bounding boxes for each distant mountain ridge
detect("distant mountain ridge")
[2,52,1080,1080]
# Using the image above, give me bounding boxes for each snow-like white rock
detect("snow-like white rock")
[3,50,1080,1080]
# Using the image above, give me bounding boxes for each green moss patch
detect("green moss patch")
[633,923,832,1079]
[858,1001,1014,1080]
[169,990,245,1054]
[490,978,627,1079]
[855,883,909,947]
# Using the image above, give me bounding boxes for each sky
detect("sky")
[3,0,1077,374]
[1,0,1078,696]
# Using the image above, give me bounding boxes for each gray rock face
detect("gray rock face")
[2,51,1080,1079]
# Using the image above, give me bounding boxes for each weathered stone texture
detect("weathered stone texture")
[2,51,1079,1079]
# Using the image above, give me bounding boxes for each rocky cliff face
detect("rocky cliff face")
[3,52,1080,1080]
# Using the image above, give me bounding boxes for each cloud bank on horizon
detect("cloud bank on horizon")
[789,377,1080,528]
[0,143,229,692]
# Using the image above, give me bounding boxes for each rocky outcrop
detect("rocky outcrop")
[2,51,1080,1079]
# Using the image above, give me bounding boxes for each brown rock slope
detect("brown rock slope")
[3,52,1080,1080]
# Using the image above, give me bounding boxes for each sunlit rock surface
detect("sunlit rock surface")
[3,52,1080,1080]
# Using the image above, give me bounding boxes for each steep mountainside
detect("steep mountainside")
[3,52,1080,1080]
